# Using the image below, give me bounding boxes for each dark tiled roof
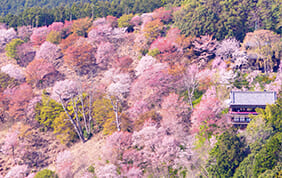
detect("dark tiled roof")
[230,91,277,106]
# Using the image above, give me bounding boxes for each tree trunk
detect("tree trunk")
[58,95,85,143]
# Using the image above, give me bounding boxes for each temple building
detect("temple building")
[229,91,277,126]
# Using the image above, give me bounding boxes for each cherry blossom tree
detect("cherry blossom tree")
[193,35,217,67]
[26,96,41,120]
[92,17,106,27]
[4,164,28,178]
[16,42,36,67]
[107,73,132,131]
[149,37,179,63]
[96,164,120,178]
[127,100,149,119]
[106,16,118,28]
[122,167,143,178]
[88,24,127,45]
[140,13,154,31]
[216,38,240,61]
[30,26,50,46]
[0,28,17,50]
[166,28,181,43]
[132,125,180,175]
[160,93,189,138]
[197,69,215,91]
[51,80,78,102]
[51,80,84,142]
[150,37,176,54]
[152,7,172,23]
[80,172,93,178]
[114,56,133,72]
[17,25,33,42]
[1,64,25,81]
[1,130,18,163]
[231,51,248,70]
[103,131,132,164]
[25,58,57,87]
[48,22,64,32]
[56,150,73,178]
[95,42,116,69]
[130,15,142,27]
[135,55,156,76]
[0,23,7,29]
[130,62,175,105]
[61,20,73,38]
[52,79,95,142]
[4,83,33,120]
[190,87,223,134]
[64,40,95,74]
[183,64,199,110]
[60,33,79,53]
[35,41,63,68]
[134,33,150,54]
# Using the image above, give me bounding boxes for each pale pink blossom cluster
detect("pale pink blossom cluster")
[96,164,120,178]
[107,73,132,97]
[95,42,115,69]
[52,79,78,101]
[216,38,240,61]
[0,28,17,49]
[30,26,50,46]
[1,130,18,155]
[35,41,62,62]
[135,55,156,76]
[4,165,28,178]
[48,22,64,32]
[56,150,73,178]
[1,64,25,80]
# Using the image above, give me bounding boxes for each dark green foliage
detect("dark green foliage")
[0,0,91,16]
[34,169,58,178]
[0,0,172,29]
[257,162,282,178]
[234,98,282,177]
[207,129,247,178]
[253,132,282,177]
[35,93,64,130]
[233,152,256,178]
[0,72,18,91]
[174,0,282,41]
[257,97,282,133]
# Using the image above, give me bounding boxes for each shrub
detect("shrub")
[143,19,164,42]
[118,14,134,31]
[71,17,92,37]
[53,113,77,145]
[46,30,61,44]
[35,169,58,178]
[148,48,160,57]
[35,93,64,130]
[5,38,24,60]
[88,165,95,173]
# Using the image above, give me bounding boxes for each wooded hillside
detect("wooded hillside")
[0,1,281,177]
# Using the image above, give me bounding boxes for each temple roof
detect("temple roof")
[230,91,277,106]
